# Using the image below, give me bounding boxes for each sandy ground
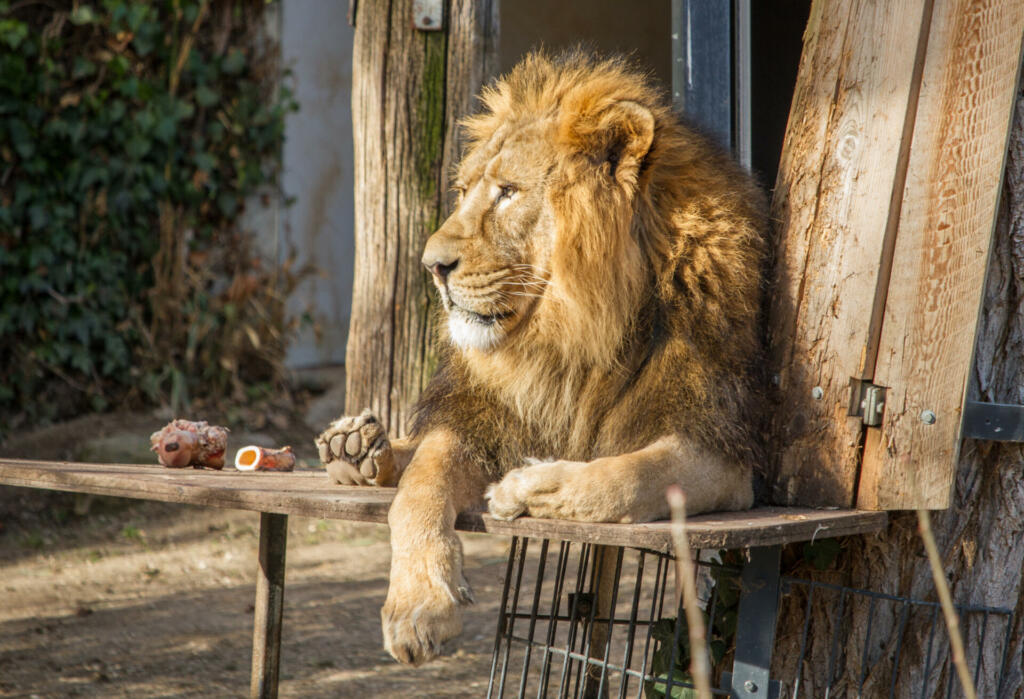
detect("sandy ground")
[0,413,514,698]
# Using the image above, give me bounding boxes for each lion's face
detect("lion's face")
[422,121,560,352]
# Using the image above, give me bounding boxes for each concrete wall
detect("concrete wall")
[279,1,355,368]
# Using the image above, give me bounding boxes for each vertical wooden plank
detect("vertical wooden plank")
[768,0,932,506]
[860,0,1024,509]
[250,512,288,699]
[347,0,498,435]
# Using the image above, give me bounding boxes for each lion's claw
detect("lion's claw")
[316,409,397,486]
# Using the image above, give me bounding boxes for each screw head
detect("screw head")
[744,680,758,693]
[812,386,824,400]
[920,409,937,425]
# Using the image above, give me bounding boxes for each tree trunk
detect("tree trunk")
[772,79,1024,699]
[346,0,498,435]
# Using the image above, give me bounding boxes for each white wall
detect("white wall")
[279,1,355,368]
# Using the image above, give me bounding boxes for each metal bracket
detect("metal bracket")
[730,545,781,699]
[849,379,887,427]
[961,400,1024,441]
[412,0,443,31]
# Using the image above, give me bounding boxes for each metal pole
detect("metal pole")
[730,545,781,699]
[251,512,288,699]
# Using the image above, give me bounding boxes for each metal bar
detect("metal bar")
[636,554,667,699]
[518,539,550,698]
[791,583,815,699]
[731,545,782,699]
[732,0,753,168]
[973,610,989,687]
[617,550,647,699]
[921,606,940,699]
[670,0,733,150]
[250,512,288,699]
[498,537,530,699]
[824,589,848,697]
[595,547,625,698]
[858,597,878,692]
[538,541,571,698]
[488,537,520,698]
[888,601,911,699]
[558,543,592,697]
[996,611,1015,696]
[961,400,1024,441]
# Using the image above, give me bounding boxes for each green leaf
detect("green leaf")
[195,84,219,107]
[72,57,96,80]
[0,19,29,50]
[222,49,245,75]
[194,152,216,172]
[803,538,842,571]
[69,5,99,26]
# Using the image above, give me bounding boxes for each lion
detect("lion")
[316,51,768,666]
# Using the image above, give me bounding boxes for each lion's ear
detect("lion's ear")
[563,100,655,186]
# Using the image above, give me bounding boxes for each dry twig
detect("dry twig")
[917,508,977,699]
[667,485,712,699]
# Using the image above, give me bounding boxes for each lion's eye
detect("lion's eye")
[497,184,517,201]
[453,186,466,202]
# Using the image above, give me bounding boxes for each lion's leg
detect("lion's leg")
[381,427,489,665]
[485,434,753,523]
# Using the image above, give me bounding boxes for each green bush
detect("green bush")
[0,0,299,431]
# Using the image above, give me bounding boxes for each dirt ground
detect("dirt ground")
[0,411,513,698]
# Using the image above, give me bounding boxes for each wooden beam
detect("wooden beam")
[0,459,886,551]
[250,512,287,699]
[859,0,1024,509]
[768,0,934,507]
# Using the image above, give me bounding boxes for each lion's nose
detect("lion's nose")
[426,259,458,283]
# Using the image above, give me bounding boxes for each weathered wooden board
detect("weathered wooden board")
[859,0,1024,509]
[346,0,498,437]
[0,459,886,552]
[768,0,933,507]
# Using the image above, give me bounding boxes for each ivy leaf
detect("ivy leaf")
[0,19,29,50]
[72,57,96,79]
[195,85,219,108]
[803,538,842,571]
[194,152,216,172]
[222,49,245,75]
[69,5,99,26]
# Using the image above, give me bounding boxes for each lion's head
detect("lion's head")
[419,51,766,451]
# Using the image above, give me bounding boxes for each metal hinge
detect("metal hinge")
[849,379,887,427]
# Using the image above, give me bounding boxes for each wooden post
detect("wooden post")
[250,512,288,699]
[346,0,498,434]
[767,0,1024,509]
[767,0,935,507]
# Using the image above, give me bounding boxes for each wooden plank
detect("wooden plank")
[0,459,886,551]
[767,0,933,507]
[860,0,1024,509]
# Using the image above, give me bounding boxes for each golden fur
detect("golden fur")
[317,51,768,665]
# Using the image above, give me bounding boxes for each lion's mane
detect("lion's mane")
[413,52,768,480]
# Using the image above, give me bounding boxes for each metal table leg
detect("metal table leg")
[730,545,781,699]
[251,512,288,699]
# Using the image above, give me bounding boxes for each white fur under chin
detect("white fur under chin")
[447,312,504,351]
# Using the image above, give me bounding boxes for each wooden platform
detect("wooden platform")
[0,459,887,551]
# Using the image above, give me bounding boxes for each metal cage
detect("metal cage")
[487,537,1014,699]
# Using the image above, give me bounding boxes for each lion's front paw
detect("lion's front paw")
[381,564,474,665]
[315,409,397,486]
[486,460,575,520]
